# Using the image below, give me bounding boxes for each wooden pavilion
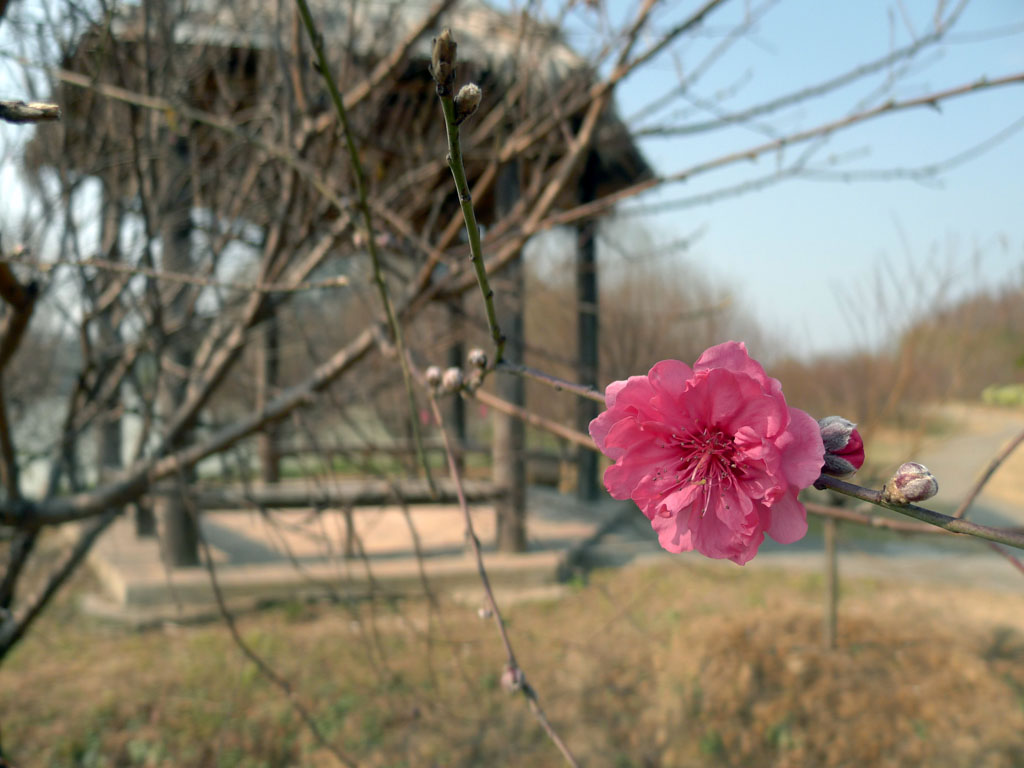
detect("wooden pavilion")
[27,0,652,562]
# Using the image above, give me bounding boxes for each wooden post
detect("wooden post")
[576,155,600,501]
[155,135,199,567]
[255,311,281,484]
[824,518,839,649]
[492,162,527,552]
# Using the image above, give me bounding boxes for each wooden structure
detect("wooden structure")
[28,0,650,561]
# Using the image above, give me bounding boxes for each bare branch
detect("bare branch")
[2,253,349,293]
[0,509,118,657]
[952,427,1024,520]
[0,99,60,123]
[536,71,1024,234]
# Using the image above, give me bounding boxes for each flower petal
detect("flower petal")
[777,407,826,489]
[695,340,782,398]
[604,374,653,410]
[764,489,808,545]
[692,507,761,564]
[650,512,693,553]
[648,359,694,398]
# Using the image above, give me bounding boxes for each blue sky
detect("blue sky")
[558,0,1024,358]
[4,0,1022,361]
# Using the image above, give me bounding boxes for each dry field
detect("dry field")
[2,556,1023,767]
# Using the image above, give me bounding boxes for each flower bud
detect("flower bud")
[500,664,524,693]
[425,366,443,388]
[467,348,487,369]
[882,462,938,505]
[430,29,457,93]
[818,416,864,478]
[454,83,482,124]
[441,366,463,393]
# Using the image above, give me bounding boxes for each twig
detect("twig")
[1,253,349,293]
[952,427,1024,519]
[632,0,969,137]
[814,474,1024,551]
[472,388,596,451]
[987,543,1024,576]
[296,0,435,496]
[0,325,380,527]
[0,530,37,609]
[0,509,118,658]
[804,501,944,535]
[806,503,1024,578]
[187,489,357,767]
[431,32,505,364]
[427,393,580,768]
[496,360,605,404]
[0,99,60,123]
[531,70,1024,235]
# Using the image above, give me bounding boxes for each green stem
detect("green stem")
[296,0,435,494]
[437,91,505,363]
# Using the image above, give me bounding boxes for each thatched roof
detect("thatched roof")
[31,0,650,215]
[155,0,587,90]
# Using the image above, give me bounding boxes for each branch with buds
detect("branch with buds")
[430,29,504,369]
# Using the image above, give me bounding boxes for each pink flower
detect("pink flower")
[589,341,824,565]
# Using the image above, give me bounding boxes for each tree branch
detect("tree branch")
[814,474,1024,551]
[0,99,60,123]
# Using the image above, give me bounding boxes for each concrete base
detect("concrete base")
[77,487,628,625]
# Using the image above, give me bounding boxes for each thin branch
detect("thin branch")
[0,325,380,527]
[0,529,38,609]
[428,392,580,768]
[432,38,505,364]
[532,70,1024,234]
[0,509,118,658]
[988,543,1024,576]
[805,503,1024,577]
[472,388,595,451]
[803,501,947,535]
[952,427,1024,519]
[496,360,605,404]
[296,0,435,495]
[1,254,349,293]
[814,474,1024,551]
[46,64,350,211]
[187,489,357,767]
[305,0,458,130]
[634,0,969,137]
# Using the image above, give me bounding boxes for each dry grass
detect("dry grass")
[2,559,1024,767]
